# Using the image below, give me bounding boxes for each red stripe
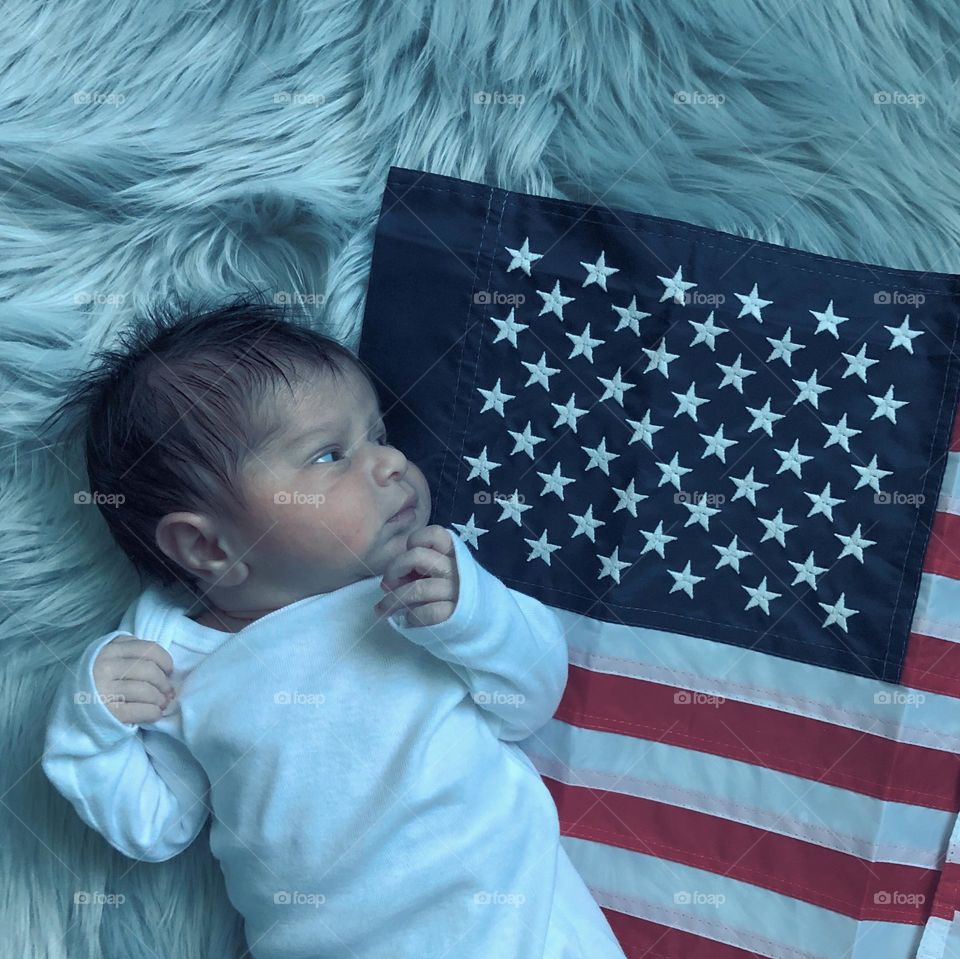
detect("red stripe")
[901,631,960,699]
[603,911,767,959]
[951,408,960,452]
[923,510,960,579]
[556,666,960,812]
[547,779,937,922]
[931,861,960,921]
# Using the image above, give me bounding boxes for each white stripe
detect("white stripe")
[556,607,960,752]
[918,917,953,959]
[561,834,924,959]
[915,571,960,645]
[519,720,952,869]
[936,452,960,516]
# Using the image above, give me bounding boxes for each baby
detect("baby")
[41,296,628,959]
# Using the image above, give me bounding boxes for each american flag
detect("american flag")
[358,166,960,959]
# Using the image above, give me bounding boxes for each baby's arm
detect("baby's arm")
[378,526,569,741]
[42,630,211,863]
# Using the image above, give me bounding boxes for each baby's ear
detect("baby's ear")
[155,512,248,587]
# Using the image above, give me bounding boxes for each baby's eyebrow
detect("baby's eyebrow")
[288,410,383,448]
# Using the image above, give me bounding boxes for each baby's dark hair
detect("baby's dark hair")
[42,290,372,592]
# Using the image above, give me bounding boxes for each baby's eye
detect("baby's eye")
[312,449,343,465]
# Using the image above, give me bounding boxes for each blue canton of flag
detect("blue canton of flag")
[360,167,960,682]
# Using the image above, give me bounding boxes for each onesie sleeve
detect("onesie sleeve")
[387,528,569,741]
[41,629,211,863]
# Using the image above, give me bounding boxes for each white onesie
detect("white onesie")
[42,527,626,958]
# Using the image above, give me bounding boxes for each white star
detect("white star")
[792,369,831,409]
[451,515,488,549]
[656,452,693,490]
[788,551,829,590]
[681,494,721,531]
[521,352,560,391]
[612,478,649,517]
[668,560,706,599]
[689,311,729,351]
[742,576,782,615]
[488,307,528,348]
[885,314,924,354]
[506,421,546,459]
[734,283,773,322]
[819,592,859,632]
[822,413,861,452]
[524,530,562,565]
[464,447,501,484]
[745,398,786,437]
[598,545,632,584]
[805,482,845,522]
[565,323,605,363]
[657,265,697,305]
[640,520,678,559]
[611,295,651,335]
[841,343,879,383]
[808,300,849,338]
[716,353,757,394]
[642,337,680,377]
[504,237,543,276]
[765,326,805,367]
[536,280,575,320]
[672,381,710,422]
[868,385,908,424]
[627,410,664,449]
[774,439,814,480]
[581,250,619,291]
[851,454,893,493]
[537,462,576,500]
[582,437,620,475]
[570,503,605,542]
[477,378,516,416]
[713,535,752,573]
[834,524,877,563]
[496,490,534,526]
[551,394,589,433]
[730,466,769,506]
[758,508,797,547]
[597,367,637,406]
[700,424,738,463]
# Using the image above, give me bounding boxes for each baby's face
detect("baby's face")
[232,365,431,597]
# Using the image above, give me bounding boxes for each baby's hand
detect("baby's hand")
[91,634,176,725]
[375,525,460,627]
